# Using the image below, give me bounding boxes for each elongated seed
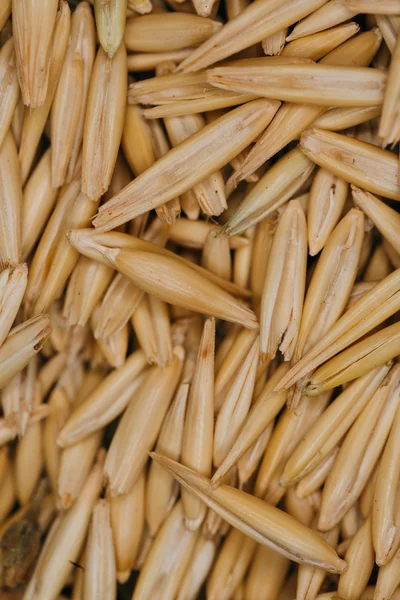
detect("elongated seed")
[94,0,127,56]
[300,128,400,201]
[151,453,347,573]
[12,0,59,108]
[82,43,127,201]
[51,2,96,188]
[0,37,19,149]
[18,0,71,184]
[178,0,330,72]
[93,99,280,230]
[227,28,382,187]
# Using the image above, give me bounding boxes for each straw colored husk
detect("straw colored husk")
[177,0,329,72]
[110,470,145,584]
[286,0,358,42]
[124,13,222,52]
[151,453,347,573]
[68,228,251,298]
[0,315,51,391]
[0,37,19,150]
[83,499,116,600]
[146,383,189,537]
[208,63,386,107]
[275,268,400,393]
[93,244,258,328]
[300,128,400,201]
[259,200,307,362]
[57,349,147,447]
[104,348,183,495]
[23,452,104,600]
[181,319,215,529]
[345,0,400,14]
[18,0,71,184]
[318,365,400,530]
[132,501,199,600]
[12,0,59,108]
[282,365,390,487]
[94,0,127,56]
[82,42,127,201]
[93,99,280,230]
[227,27,383,187]
[206,528,256,600]
[51,1,96,188]
[0,131,22,269]
[282,22,360,60]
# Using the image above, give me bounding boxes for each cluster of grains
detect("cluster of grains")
[1,0,400,598]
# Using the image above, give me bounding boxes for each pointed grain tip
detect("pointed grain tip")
[209,476,220,490]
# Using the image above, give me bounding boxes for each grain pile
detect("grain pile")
[0,0,400,598]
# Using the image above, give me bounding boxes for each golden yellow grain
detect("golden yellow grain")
[364,244,392,282]
[23,452,104,600]
[297,523,339,600]
[0,315,51,391]
[68,229,251,299]
[255,392,331,499]
[181,319,214,530]
[151,453,347,573]
[125,13,221,53]
[163,110,227,217]
[57,350,146,447]
[94,0,127,56]
[18,1,71,183]
[0,0,11,32]
[21,150,58,260]
[12,0,59,107]
[132,501,198,600]
[303,212,366,345]
[146,383,189,537]
[127,50,192,72]
[224,147,313,236]
[282,22,360,60]
[246,545,290,600]
[307,168,349,255]
[286,0,358,42]
[178,0,329,72]
[228,27,382,187]
[282,366,390,486]
[0,264,27,350]
[212,363,289,487]
[259,200,307,361]
[89,243,258,328]
[208,63,386,107]
[0,37,20,149]
[301,127,400,200]
[93,99,280,230]
[110,471,145,584]
[345,0,400,14]
[214,337,259,468]
[83,499,116,600]
[177,535,217,600]
[314,105,382,131]
[82,43,127,201]
[379,33,400,146]
[207,529,257,600]
[104,349,183,495]
[375,546,400,600]
[51,1,96,188]
[0,131,22,268]
[296,448,339,499]
[306,323,400,395]
[372,407,400,565]
[318,365,400,530]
